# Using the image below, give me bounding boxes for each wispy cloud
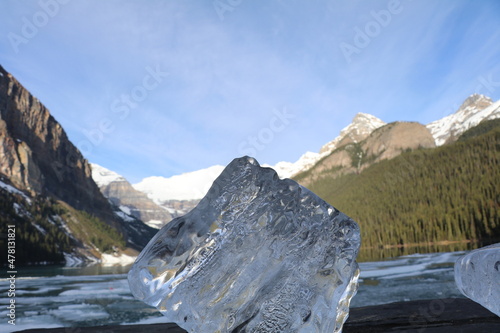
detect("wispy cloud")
[1,0,499,181]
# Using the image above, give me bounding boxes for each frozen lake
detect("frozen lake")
[1,251,467,332]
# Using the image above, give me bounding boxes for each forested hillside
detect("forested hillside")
[0,187,126,265]
[297,120,500,254]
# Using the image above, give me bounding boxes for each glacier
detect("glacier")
[454,243,500,316]
[128,156,361,332]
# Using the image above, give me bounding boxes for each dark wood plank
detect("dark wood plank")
[15,298,500,333]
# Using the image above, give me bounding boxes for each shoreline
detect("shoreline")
[15,298,500,333]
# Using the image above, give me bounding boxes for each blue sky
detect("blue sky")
[1,0,499,183]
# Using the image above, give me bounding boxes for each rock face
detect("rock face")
[0,65,158,261]
[455,243,500,316]
[91,163,174,228]
[128,156,361,333]
[362,121,435,162]
[320,113,386,154]
[260,113,387,180]
[0,65,112,221]
[296,121,435,187]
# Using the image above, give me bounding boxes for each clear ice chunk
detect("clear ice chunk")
[454,243,500,316]
[128,156,361,332]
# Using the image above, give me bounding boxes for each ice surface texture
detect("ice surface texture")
[128,156,361,332]
[455,243,500,316]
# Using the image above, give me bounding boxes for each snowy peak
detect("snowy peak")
[133,165,225,202]
[426,94,499,146]
[459,94,492,111]
[90,163,126,187]
[320,112,386,154]
[267,151,322,179]
[90,163,174,228]
[270,113,385,179]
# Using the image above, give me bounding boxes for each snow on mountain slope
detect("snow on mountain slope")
[270,113,386,179]
[268,151,325,179]
[90,163,126,187]
[319,113,386,155]
[95,95,500,205]
[426,94,499,146]
[133,165,225,202]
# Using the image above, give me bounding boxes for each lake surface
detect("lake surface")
[1,251,468,333]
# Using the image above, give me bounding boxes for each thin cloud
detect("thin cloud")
[1,0,499,181]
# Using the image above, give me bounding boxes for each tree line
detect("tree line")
[298,119,500,254]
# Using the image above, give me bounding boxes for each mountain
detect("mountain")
[91,163,173,229]
[0,65,156,265]
[274,96,499,181]
[426,94,500,146]
[362,121,435,162]
[92,94,499,235]
[320,112,387,154]
[294,121,436,187]
[301,118,500,260]
[133,165,225,201]
[268,113,386,179]
[0,65,111,220]
[103,113,386,209]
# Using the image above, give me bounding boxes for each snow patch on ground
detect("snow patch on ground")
[101,253,136,266]
[90,163,126,187]
[64,252,85,267]
[114,210,135,222]
[0,179,31,203]
[144,219,164,229]
[32,223,47,235]
[119,205,131,215]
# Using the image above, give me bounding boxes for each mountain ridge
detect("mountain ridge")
[91,163,174,229]
[120,94,500,204]
[303,118,500,255]
[0,65,156,265]
[94,94,499,218]
[426,94,500,145]
[0,65,112,220]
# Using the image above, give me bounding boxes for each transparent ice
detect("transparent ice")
[128,156,361,332]
[454,243,500,316]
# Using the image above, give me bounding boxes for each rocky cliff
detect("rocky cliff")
[363,121,436,163]
[320,112,386,154]
[295,121,435,187]
[0,65,157,264]
[91,163,174,228]
[0,65,113,222]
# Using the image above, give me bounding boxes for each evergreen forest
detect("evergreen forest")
[296,119,500,258]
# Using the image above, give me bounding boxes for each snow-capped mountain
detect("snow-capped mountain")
[320,113,386,154]
[126,113,386,204]
[91,163,174,228]
[268,151,325,179]
[269,113,386,179]
[426,94,500,146]
[133,165,225,202]
[91,163,127,187]
[94,94,500,217]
